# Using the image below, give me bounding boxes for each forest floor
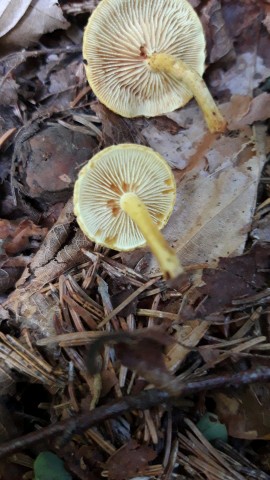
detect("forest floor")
[0,0,270,479]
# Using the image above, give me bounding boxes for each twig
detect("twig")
[0,127,17,149]
[0,367,270,459]
[0,389,169,459]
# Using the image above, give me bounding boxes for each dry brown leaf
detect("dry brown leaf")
[0,306,9,320]
[0,218,47,255]
[105,439,157,480]
[0,77,19,106]
[13,123,98,203]
[212,51,270,97]
[115,334,172,385]
[0,251,33,294]
[6,229,90,302]
[221,0,265,44]
[142,112,266,271]
[149,44,269,164]
[151,115,183,135]
[91,102,148,148]
[27,199,74,273]
[194,244,270,317]
[139,21,269,270]
[214,389,270,440]
[201,0,235,64]
[3,199,92,332]
[0,0,69,52]
[252,213,270,242]
[173,137,263,266]
[0,266,23,294]
[86,328,176,390]
[0,0,31,37]
[225,93,270,129]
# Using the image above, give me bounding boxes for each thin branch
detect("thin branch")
[0,367,270,459]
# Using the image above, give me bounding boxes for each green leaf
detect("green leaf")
[34,451,72,480]
[196,412,228,442]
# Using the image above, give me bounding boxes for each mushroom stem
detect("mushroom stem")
[148,53,227,133]
[120,192,183,280]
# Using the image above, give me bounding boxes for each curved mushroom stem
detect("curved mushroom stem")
[148,53,227,134]
[120,192,183,280]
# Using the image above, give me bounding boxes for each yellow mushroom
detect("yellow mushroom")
[83,0,227,133]
[74,144,183,280]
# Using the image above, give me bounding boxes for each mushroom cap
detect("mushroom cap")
[74,144,176,251]
[83,0,206,118]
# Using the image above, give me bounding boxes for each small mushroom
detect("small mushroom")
[74,144,183,279]
[83,0,226,133]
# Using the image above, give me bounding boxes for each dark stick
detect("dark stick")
[0,390,169,459]
[0,367,270,459]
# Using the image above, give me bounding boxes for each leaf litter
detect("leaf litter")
[0,0,270,479]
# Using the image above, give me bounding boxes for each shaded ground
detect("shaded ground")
[0,0,270,479]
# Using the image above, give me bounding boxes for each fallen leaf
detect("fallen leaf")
[0,0,70,52]
[212,52,270,97]
[105,439,157,480]
[3,200,92,335]
[116,336,168,376]
[37,59,84,111]
[91,101,148,148]
[135,100,266,274]
[158,125,264,268]
[0,77,19,106]
[0,306,9,320]
[0,266,24,294]
[214,388,270,440]
[100,370,118,397]
[225,93,270,129]
[0,0,31,38]
[150,115,183,135]
[252,213,270,242]
[27,199,78,273]
[234,93,270,126]
[0,218,47,255]
[195,244,270,317]
[13,122,98,204]
[86,328,176,390]
[0,247,28,295]
[0,255,31,268]
[201,0,235,64]
[7,231,88,302]
[222,0,265,41]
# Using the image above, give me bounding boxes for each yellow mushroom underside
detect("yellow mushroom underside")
[83,0,205,118]
[74,145,176,252]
